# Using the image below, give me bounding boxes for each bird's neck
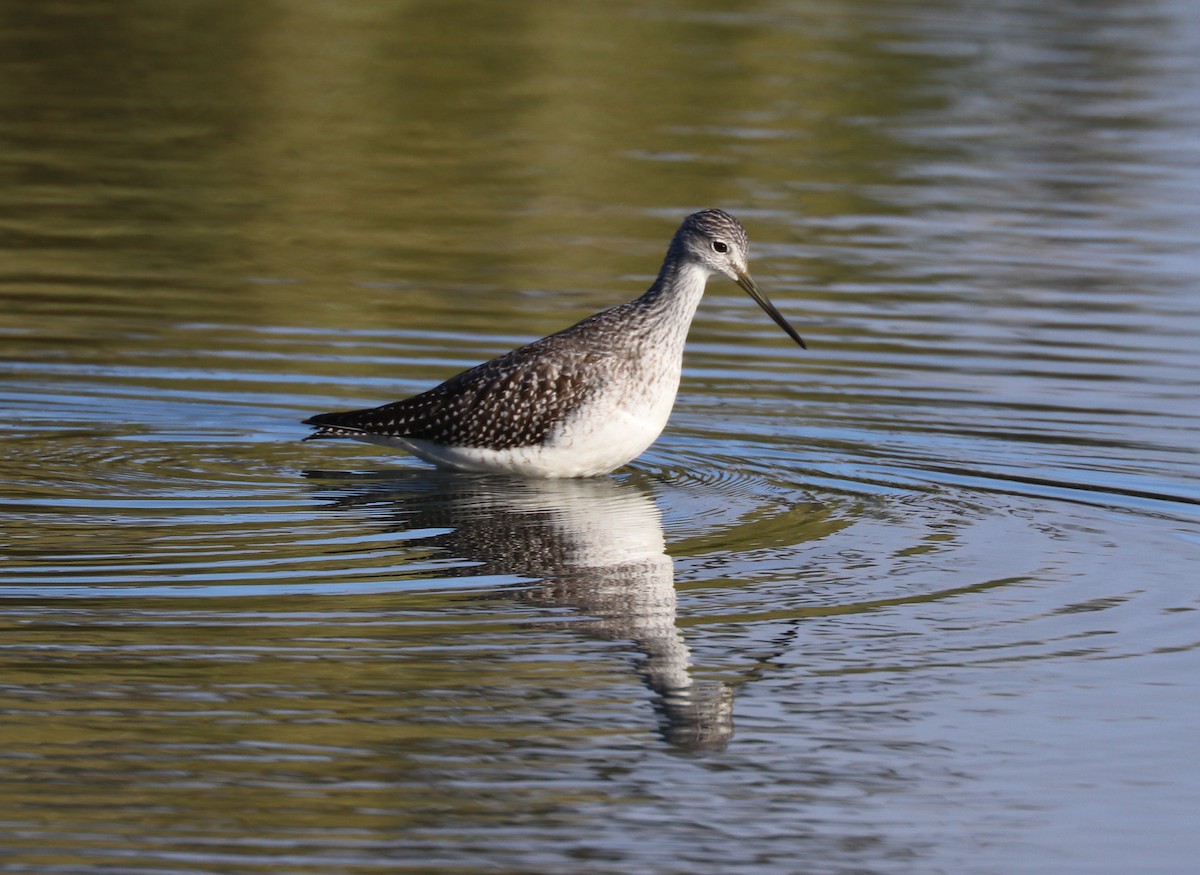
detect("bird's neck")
[624,257,713,357]
[639,257,711,320]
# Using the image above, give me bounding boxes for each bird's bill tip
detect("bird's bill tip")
[735,271,807,350]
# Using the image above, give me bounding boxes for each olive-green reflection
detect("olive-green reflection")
[0,0,952,338]
[0,596,621,851]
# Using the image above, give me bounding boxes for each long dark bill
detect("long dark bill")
[736,272,807,350]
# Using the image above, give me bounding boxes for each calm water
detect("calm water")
[2,0,1199,872]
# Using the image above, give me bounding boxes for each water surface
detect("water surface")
[2,1,1199,873]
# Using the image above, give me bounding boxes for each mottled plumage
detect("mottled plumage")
[304,209,806,477]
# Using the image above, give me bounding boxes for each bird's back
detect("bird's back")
[304,299,659,451]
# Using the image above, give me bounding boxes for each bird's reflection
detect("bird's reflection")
[304,468,733,751]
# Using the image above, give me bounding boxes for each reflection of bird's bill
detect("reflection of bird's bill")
[736,271,807,350]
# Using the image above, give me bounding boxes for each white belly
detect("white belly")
[357,369,680,478]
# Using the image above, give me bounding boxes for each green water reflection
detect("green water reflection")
[0,0,947,332]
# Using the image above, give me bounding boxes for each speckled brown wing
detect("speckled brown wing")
[304,333,613,450]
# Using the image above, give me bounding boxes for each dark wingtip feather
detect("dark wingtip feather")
[302,410,372,440]
[303,411,340,427]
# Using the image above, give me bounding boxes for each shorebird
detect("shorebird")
[304,209,806,477]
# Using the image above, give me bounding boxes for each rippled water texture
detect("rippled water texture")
[2,1,1199,873]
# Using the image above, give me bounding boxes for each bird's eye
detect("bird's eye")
[712,240,729,253]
